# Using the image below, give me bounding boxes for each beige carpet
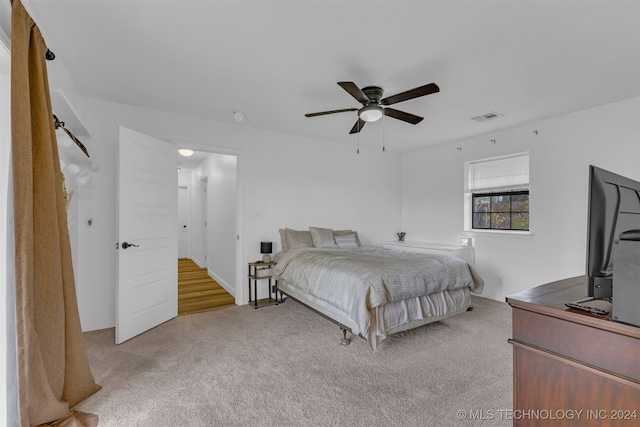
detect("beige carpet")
[76,296,513,426]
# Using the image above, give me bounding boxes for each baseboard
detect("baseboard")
[208,269,236,297]
[81,321,115,333]
[190,256,204,268]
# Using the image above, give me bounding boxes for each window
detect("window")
[472,190,529,230]
[465,152,530,232]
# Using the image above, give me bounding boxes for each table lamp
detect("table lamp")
[261,241,273,263]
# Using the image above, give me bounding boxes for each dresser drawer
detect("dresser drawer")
[512,308,640,381]
[512,341,640,427]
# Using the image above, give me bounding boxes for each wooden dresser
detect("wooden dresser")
[506,276,640,426]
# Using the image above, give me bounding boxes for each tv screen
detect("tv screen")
[586,165,640,299]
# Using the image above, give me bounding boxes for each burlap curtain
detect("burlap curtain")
[10,1,101,425]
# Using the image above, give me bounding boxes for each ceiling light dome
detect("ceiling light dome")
[178,149,194,157]
[359,105,383,122]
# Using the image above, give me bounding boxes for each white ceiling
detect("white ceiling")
[18,0,640,152]
[177,150,211,172]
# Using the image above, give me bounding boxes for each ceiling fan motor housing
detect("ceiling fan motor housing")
[362,86,384,104]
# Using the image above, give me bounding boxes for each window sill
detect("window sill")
[465,229,534,238]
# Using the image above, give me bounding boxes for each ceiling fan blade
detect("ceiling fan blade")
[349,118,367,134]
[338,82,370,105]
[305,108,358,118]
[383,108,424,125]
[380,82,440,106]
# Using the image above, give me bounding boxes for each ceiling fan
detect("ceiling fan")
[305,81,440,134]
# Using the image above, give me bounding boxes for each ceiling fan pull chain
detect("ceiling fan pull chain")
[382,115,386,152]
[357,120,361,154]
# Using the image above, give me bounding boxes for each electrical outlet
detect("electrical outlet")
[461,237,473,247]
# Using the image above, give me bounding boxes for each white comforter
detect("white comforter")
[273,246,484,338]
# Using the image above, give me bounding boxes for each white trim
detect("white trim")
[466,229,534,238]
[208,268,235,298]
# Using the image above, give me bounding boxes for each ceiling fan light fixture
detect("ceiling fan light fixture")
[178,149,194,157]
[359,105,383,122]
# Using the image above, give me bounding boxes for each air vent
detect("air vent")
[471,112,504,123]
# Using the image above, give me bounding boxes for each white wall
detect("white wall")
[64,95,402,331]
[178,171,191,187]
[1,32,18,427]
[204,154,237,294]
[402,97,640,300]
[188,168,206,268]
[188,153,238,296]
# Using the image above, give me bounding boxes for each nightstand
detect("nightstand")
[247,261,279,309]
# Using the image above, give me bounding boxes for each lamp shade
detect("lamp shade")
[260,241,273,254]
[260,241,273,262]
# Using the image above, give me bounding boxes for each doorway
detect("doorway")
[177,150,239,313]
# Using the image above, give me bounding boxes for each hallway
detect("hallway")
[178,258,235,315]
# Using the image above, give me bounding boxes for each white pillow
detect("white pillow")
[333,229,362,246]
[279,228,289,253]
[284,228,314,250]
[309,226,337,248]
[334,233,359,248]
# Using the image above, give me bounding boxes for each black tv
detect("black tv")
[586,165,640,299]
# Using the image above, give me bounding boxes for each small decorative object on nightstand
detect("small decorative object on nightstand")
[260,241,273,263]
[397,232,406,241]
[247,260,279,309]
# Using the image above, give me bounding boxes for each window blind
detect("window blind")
[468,153,529,193]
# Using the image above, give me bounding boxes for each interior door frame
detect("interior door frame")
[175,142,244,306]
[177,185,190,259]
[201,176,208,269]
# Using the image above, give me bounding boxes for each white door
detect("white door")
[177,186,188,258]
[116,126,178,344]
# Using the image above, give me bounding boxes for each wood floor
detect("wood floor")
[178,258,235,315]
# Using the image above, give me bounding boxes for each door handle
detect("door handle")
[122,241,139,249]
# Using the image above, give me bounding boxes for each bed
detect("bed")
[273,227,484,350]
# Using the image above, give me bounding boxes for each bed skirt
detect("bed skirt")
[277,279,471,349]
